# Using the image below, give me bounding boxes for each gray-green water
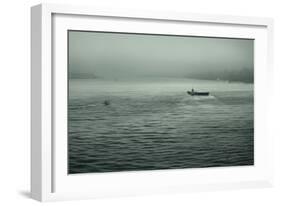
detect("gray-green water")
[68,78,254,174]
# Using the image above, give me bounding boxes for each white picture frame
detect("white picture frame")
[31,3,274,202]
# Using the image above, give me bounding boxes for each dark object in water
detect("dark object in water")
[187,89,209,96]
[103,100,110,106]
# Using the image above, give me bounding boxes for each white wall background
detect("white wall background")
[0,0,280,205]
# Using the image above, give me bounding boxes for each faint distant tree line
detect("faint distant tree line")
[187,67,253,83]
[69,72,99,79]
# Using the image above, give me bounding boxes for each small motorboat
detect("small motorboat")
[187,88,209,96]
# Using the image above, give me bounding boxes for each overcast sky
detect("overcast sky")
[68,31,253,79]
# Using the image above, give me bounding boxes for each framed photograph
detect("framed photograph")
[31,3,274,201]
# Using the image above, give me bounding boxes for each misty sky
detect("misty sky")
[68,31,254,79]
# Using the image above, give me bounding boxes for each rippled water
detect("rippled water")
[68,78,254,174]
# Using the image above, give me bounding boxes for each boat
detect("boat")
[187,88,209,96]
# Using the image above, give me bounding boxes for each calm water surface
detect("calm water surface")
[68,78,254,174]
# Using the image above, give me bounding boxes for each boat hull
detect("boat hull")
[187,91,209,96]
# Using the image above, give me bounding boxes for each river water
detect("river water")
[68,78,254,174]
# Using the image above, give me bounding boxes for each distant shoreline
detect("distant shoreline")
[69,77,253,84]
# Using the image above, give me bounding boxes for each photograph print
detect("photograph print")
[68,31,254,174]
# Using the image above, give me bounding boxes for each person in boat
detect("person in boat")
[191,88,194,94]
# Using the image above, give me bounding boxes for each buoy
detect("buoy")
[103,100,110,106]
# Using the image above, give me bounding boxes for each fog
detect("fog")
[69,31,254,82]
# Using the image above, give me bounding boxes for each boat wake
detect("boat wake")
[180,94,223,107]
[191,95,217,101]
